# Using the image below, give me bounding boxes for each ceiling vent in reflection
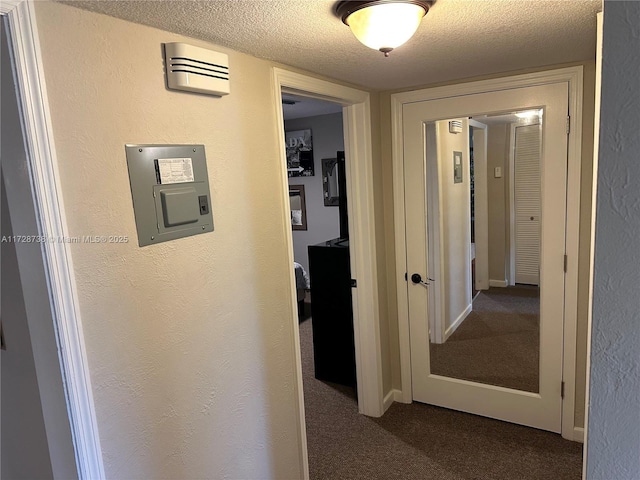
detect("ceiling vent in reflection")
[164,42,230,96]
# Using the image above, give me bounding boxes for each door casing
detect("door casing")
[272,68,385,479]
[391,66,584,441]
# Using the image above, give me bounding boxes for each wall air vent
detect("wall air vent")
[449,120,463,134]
[164,42,230,96]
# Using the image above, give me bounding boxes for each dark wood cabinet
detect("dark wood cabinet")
[308,238,356,388]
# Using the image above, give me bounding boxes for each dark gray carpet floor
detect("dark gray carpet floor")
[300,310,582,480]
[431,286,540,393]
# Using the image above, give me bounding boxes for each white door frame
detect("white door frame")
[391,66,584,441]
[1,1,105,478]
[468,119,489,292]
[581,11,603,473]
[271,69,384,478]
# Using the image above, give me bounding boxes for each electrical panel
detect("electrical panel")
[125,144,214,246]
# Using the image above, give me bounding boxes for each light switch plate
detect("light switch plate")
[494,166,503,178]
[453,151,463,183]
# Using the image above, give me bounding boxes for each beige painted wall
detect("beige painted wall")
[379,62,596,430]
[486,124,510,284]
[370,91,393,396]
[434,120,472,334]
[33,2,390,477]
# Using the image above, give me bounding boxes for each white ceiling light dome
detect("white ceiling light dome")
[337,1,433,56]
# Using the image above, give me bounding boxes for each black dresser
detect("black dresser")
[307,238,356,388]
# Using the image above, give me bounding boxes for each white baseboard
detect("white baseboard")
[489,279,508,287]
[382,389,406,413]
[393,388,411,404]
[383,389,395,412]
[444,303,472,341]
[573,427,584,443]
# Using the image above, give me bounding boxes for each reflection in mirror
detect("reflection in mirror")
[289,184,307,231]
[322,158,340,206]
[427,110,543,393]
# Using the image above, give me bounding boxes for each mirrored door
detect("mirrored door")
[403,83,568,432]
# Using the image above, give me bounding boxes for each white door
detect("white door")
[403,83,568,432]
[514,124,542,285]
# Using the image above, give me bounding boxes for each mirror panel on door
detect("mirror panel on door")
[426,110,543,394]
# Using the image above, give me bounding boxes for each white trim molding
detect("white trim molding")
[272,68,384,479]
[383,389,395,412]
[1,2,105,478]
[444,303,472,341]
[391,66,584,440]
[489,279,509,288]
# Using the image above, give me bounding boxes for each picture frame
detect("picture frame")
[289,184,307,231]
[322,157,340,206]
[286,129,314,177]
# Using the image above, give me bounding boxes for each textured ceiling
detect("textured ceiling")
[58,0,601,91]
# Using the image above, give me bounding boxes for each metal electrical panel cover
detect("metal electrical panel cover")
[125,144,213,246]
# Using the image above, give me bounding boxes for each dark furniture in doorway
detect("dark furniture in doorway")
[308,238,356,388]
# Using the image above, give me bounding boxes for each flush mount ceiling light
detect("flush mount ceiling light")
[336,0,433,57]
[516,109,543,119]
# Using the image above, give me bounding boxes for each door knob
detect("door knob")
[411,273,430,287]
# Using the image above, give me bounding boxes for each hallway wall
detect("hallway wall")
[434,119,472,336]
[33,2,386,478]
[586,2,640,476]
[486,124,510,285]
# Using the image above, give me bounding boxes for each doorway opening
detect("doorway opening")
[272,67,383,477]
[280,92,361,474]
[281,92,357,390]
[1,15,79,478]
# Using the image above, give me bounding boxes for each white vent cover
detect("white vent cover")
[164,42,230,96]
[449,120,463,134]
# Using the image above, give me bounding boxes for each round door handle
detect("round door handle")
[530,216,535,221]
[411,273,430,287]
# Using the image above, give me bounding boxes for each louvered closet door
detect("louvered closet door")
[514,124,541,285]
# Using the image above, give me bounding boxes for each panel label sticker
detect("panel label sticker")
[157,158,194,184]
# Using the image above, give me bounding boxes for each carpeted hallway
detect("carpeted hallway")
[299,311,582,479]
[430,286,540,393]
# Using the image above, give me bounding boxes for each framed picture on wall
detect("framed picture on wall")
[286,129,314,177]
[289,185,307,231]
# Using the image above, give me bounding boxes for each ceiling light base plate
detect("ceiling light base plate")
[335,0,433,24]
